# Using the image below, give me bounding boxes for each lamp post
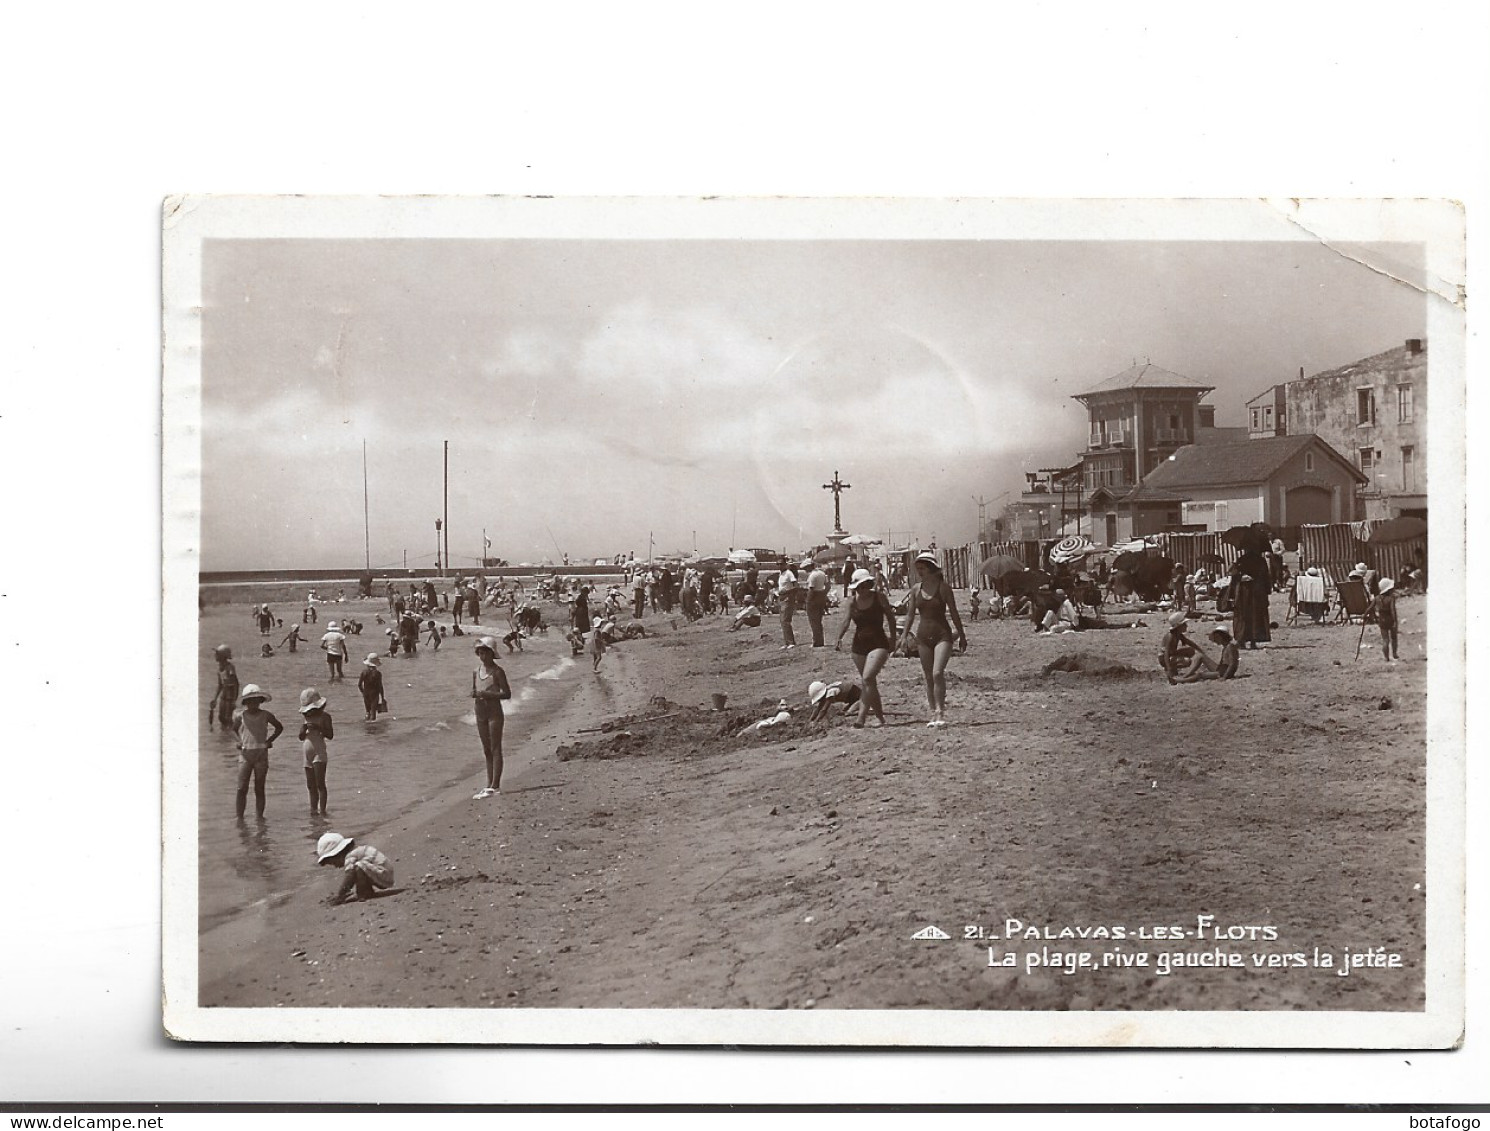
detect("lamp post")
[435,518,443,575]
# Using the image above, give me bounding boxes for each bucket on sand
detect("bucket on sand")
[710,692,728,711]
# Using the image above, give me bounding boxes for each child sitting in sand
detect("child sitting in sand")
[316,832,394,905]
[260,642,275,658]
[1158,611,1204,684]
[729,596,762,631]
[298,688,333,815]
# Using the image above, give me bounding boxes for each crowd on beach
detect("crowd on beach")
[206,531,1420,908]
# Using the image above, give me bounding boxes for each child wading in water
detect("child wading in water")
[587,617,607,672]
[316,832,394,905]
[231,684,284,818]
[279,623,302,653]
[298,688,333,815]
[471,637,512,799]
[357,653,388,720]
[208,644,238,730]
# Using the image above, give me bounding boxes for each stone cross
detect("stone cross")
[823,470,851,533]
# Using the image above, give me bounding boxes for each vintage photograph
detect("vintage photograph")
[162,197,1464,1046]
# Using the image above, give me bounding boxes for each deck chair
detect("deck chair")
[1334,579,1372,625]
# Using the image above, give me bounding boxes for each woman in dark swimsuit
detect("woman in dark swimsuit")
[901,551,967,727]
[834,568,897,727]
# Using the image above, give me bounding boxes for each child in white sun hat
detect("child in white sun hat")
[317,832,394,905]
[231,685,284,819]
[298,688,334,816]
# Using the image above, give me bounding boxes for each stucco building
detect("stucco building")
[1283,339,1427,521]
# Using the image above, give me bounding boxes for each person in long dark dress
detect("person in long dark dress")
[1229,550,1272,649]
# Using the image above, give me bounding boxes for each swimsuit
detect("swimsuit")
[849,595,892,656]
[912,583,953,646]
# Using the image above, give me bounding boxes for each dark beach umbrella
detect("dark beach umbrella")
[1221,525,1270,554]
[1198,552,1226,566]
[1113,550,1147,575]
[1369,516,1428,544]
[980,553,1026,580]
[813,544,853,564]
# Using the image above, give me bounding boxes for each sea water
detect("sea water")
[195,601,581,931]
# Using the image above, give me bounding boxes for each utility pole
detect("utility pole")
[442,440,449,578]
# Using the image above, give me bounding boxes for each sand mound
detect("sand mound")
[555,696,801,761]
[1040,652,1140,679]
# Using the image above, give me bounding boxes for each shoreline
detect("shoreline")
[195,639,654,1006]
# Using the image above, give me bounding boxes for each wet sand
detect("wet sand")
[196,594,1427,1013]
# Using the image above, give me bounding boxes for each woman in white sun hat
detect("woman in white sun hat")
[834,568,897,728]
[470,637,512,799]
[901,551,967,727]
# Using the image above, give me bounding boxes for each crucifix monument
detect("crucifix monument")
[823,469,851,554]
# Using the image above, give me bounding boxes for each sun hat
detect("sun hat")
[850,568,874,589]
[239,683,271,704]
[316,831,353,863]
[475,636,498,653]
[327,621,340,632]
[298,688,327,713]
[1209,628,1233,643]
[808,680,828,704]
[1355,562,1368,573]
[1378,578,1395,592]
[363,653,381,667]
[290,623,300,631]
[743,595,755,605]
[213,644,232,658]
[800,559,813,569]
[914,552,941,570]
[1166,611,1188,628]
[1306,566,1320,577]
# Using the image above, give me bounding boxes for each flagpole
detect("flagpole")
[362,440,370,572]
[442,439,449,578]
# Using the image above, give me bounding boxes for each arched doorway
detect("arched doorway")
[1286,485,1334,526]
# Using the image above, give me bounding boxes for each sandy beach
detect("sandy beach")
[194,590,1426,1015]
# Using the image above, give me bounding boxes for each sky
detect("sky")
[199,237,1427,571]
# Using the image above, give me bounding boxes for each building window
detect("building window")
[1359,447,1375,474]
[1215,501,1229,528]
[1250,408,1260,431]
[1402,446,1415,492]
[1304,451,1314,472]
[1263,406,1273,426]
[1398,385,1414,423]
[1357,388,1376,426]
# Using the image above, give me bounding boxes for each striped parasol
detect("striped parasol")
[1047,535,1094,565]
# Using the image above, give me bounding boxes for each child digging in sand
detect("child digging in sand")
[298,688,333,815]
[316,832,394,905]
